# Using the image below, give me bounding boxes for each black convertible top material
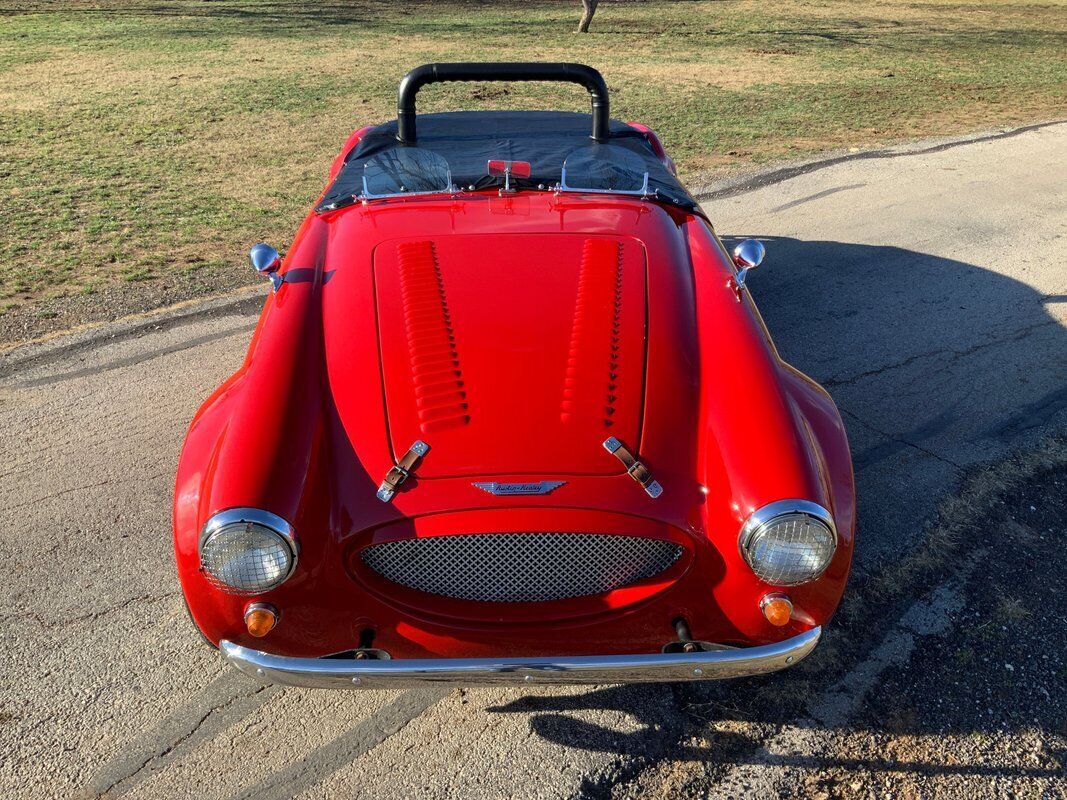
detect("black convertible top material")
[316,111,698,212]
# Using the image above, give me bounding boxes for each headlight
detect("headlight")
[198,508,297,595]
[739,500,837,585]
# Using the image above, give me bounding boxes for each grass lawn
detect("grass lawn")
[1,0,1064,336]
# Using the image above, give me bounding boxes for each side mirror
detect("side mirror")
[249,243,283,291]
[731,239,765,298]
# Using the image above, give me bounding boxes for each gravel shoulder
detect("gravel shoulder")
[801,457,1067,799]
[624,441,1067,799]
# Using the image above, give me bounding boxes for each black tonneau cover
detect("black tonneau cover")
[316,111,698,212]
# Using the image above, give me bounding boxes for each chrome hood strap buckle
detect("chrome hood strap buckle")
[377,440,430,502]
[603,437,663,498]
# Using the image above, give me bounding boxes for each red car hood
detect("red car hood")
[315,196,704,492]
[310,193,820,529]
[371,232,647,477]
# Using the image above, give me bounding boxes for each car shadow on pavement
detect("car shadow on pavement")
[488,456,1067,790]
[488,237,1067,791]
[730,235,1066,554]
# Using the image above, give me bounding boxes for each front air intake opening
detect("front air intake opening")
[360,532,684,604]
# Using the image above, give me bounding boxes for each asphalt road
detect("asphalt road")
[1,123,1064,799]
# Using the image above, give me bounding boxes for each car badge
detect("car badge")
[472,481,566,496]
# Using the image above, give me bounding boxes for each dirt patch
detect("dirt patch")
[799,460,1067,798]
[610,55,850,91]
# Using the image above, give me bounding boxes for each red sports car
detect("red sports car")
[174,63,855,688]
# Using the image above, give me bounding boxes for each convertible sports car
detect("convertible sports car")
[174,63,855,688]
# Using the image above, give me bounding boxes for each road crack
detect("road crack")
[89,675,281,798]
[840,407,964,470]
[4,592,177,630]
[822,318,1059,389]
[3,472,169,513]
[100,684,275,798]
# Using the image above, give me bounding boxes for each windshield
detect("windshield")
[316,112,697,213]
[560,144,649,195]
[361,147,452,198]
[360,144,648,199]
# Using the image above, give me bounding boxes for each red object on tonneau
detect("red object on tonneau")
[487,159,532,178]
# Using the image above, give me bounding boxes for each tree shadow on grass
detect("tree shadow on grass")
[0,1,502,35]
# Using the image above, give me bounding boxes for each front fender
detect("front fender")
[685,217,855,641]
[173,215,329,643]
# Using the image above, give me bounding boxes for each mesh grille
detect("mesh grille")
[361,532,683,603]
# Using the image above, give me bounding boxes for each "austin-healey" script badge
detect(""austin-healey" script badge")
[472,481,566,496]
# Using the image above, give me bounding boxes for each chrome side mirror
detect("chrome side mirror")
[731,239,765,297]
[249,243,283,291]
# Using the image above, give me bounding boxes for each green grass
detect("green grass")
[1,0,1065,317]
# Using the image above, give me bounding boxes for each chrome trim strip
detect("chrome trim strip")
[220,627,821,689]
[741,499,837,542]
[198,507,297,551]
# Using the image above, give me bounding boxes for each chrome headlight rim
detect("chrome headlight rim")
[739,499,837,586]
[198,508,298,596]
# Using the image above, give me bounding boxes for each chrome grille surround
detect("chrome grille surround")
[360,532,684,603]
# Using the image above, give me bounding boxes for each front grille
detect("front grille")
[360,532,683,603]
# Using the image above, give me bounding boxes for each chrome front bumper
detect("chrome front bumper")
[220,627,821,689]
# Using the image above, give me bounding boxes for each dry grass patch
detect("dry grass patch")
[0,0,1064,335]
[611,54,851,91]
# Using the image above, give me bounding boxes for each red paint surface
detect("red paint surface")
[374,233,646,475]
[174,124,855,659]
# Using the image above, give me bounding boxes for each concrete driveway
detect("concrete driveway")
[1,122,1064,799]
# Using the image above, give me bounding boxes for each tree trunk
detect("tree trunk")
[578,0,598,33]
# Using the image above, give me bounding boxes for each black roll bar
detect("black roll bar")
[396,62,610,144]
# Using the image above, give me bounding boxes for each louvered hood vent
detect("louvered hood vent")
[373,234,649,477]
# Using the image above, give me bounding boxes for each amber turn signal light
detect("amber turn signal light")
[760,593,793,627]
[244,603,278,637]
